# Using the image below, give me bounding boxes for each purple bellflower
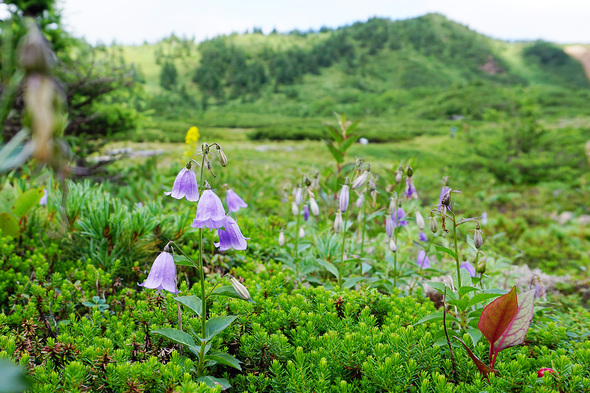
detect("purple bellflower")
[416,250,431,269]
[339,183,350,213]
[139,251,179,294]
[226,188,248,213]
[165,166,199,202]
[215,216,248,251]
[419,231,428,242]
[191,188,227,229]
[405,177,418,200]
[303,205,310,221]
[394,207,408,228]
[460,261,476,277]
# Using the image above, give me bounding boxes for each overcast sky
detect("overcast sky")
[58,0,590,45]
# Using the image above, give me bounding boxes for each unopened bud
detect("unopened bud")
[304,176,312,187]
[339,182,349,213]
[430,215,438,233]
[309,197,319,216]
[294,187,303,205]
[385,215,393,238]
[299,227,305,238]
[389,238,397,252]
[334,211,343,233]
[441,190,451,207]
[355,193,364,208]
[474,230,483,249]
[416,211,425,230]
[406,166,413,177]
[312,175,320,190]
[278,230,285,246]
[351,171,369,190]
[388,197,396,215]
[291,202,299,216]
[229,276,251,301]
[217,148,228,167]
[19,19,54,74]
[476,256,486,274]
[395,171,402,184]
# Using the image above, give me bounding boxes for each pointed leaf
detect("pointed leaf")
[206,352,242,370]
[434,245,457,259]
[12,187,43,217]
[205,315,237,340]
[455,337,498,376]
[343,276,364,289]
[478,286,518,348]
[323,140,344,163]
[209,285,242,300]
[323,125,344,143]
[494,290,535,353]
[316,258,339,278]
[175,296,202,317]
[467,292,504,309]
[172,255,195,267]
[339,136,357,153]
[196,375,231,390]
[0,212,19,237]
[151,328,198,351]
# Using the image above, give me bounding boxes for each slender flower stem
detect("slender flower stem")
[392,195,400,288]
[360,193,367,257]
[293,207,301,259]
[197,148,207,375]
[338,209,349,289]
[450,211,462,290]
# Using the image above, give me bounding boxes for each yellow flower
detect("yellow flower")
[185,126,200,145]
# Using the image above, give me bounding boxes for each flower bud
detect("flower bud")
[355,193,364,208]
[312,172,320,189]
[474,230,483,249]
[299,227,305,238]
[339,180,350,213]
[395,171,402,184]
[416,211,425,230]
[476,256,486,274]
[389,238,397,252]
[217,148,228,167]
[309,197,319,216]
[351,171,369,190]
[229,276,251,301]
[441,189,451,207]
[388,197,396,215]
[406,166,413,177]
[291,202,299,216]
[19,19,55,74]
[334,211,343,233]
[303,205,310,221]
[278,230,285,246]
[385,215,394,238]
[430,215,438,233]
[294,187,303,205]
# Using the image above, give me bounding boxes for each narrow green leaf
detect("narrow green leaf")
[196,375,231,389]
[434,245,457,259]
[11,187,43,217]
[316,258,339,278]
[414,311,460,325]
[0,185,16,212]
[459,286,480,297]
[0,212,19,237]
[151,328,198,351]
[175,296,202,317]
[447,298,469,311]
[323,140,344,164]
[467,292,504,309]
[206,352,242,370]
[366,210,385,221]
[172,255,195,267]
[205,315,237,340]
[467,327,483,346]
[323,125,344,143]
[339,136,356,153]
[343,277,364,289]
[209,286,242,300]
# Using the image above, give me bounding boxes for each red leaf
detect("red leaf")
[478,286,518,352]
[494,290,535,353]
[455,337,498,377]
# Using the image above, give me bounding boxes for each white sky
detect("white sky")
[58,0,590,45]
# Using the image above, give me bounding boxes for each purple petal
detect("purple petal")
[461,262,476,277]
[416,250,431,269]
[165,168,199,202]
[419,231,428,242]
[215,216,248,251]
[191,190,227,229]
[226,189,248,213]
[139,252,178,294]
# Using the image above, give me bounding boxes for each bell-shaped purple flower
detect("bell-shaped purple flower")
[416,250,431,269]
[226,188,248,213]
[215,216,248,251]
[419,231,428,242]
[461,262,476,277]
[303,205,310,221]
[139,251,178,294]
[394,207,408,228]
[405,177,418,200]
[191,189,227,229]
[165,167,199,202]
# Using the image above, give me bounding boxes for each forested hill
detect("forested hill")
[120,13,589,112]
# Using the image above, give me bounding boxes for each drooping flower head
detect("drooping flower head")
[309,197,319,216]
[215,216,248,251]
[165,165,199,202]
[405,177,418,200]
[394,207,408,228]
[191,185,227,229]
[439,186,451,211]
[139,251,179,294]
[339,178,350,213]
[461,261,476,277]
[416,250,431,269]
[226,188,248,213]
[303,205,310,221]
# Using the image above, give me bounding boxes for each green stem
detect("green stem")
[450,211,462,291]
[293,207,301,260]
[392,196,399,288]
[360,193,367,258]
[338,210,349,289]
[197,149,207,375]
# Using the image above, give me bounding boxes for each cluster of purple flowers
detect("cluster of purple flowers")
[140,165,249,294]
